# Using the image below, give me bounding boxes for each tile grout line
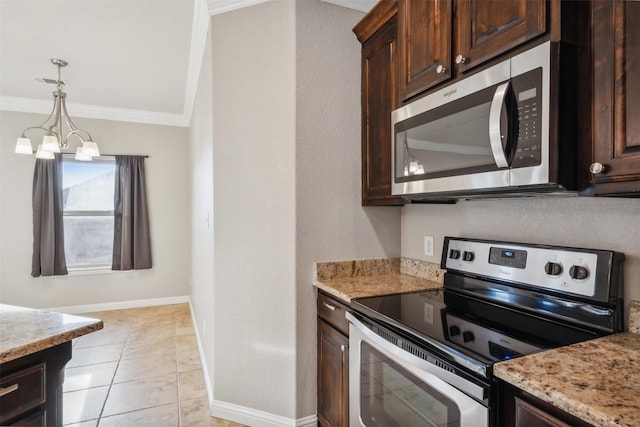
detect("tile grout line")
[63,306,203,426]
[93,319,130,426]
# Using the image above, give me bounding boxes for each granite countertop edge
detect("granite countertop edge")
[0,304,104,365]
[494,331,640,426]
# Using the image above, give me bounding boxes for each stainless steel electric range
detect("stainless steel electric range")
[346,236,624,427]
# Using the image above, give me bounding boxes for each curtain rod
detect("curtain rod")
[61,153,149,158]
[100,154,150,158]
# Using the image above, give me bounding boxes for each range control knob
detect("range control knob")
[449,249,461,259]
[462,251,475,262]
[449,326,461,337]
[569,265,589,281]
[544,262,563,276]
[462,331,475,343]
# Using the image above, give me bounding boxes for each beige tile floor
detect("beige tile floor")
[63,303,243,427]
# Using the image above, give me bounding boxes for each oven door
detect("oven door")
[347,313,489,427]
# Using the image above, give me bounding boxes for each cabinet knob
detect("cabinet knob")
[589,162,606,174]
[341,344,349,352]
[436,64,447,74]
[455,54,467,64]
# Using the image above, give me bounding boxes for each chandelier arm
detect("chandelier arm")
[64,130,88,147]
[60,96,94,142]
[33,95,59,130]
[20,126,54,137]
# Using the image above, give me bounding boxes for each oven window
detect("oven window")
[360,342,461,427]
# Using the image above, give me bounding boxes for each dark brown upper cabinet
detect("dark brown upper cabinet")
[354,0,405,206]
[398,0,453,101]
[455,0,546,73]
[581,0,640,196]
[396,0,548,102]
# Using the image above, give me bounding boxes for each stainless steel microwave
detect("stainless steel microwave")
[392,42,577,200]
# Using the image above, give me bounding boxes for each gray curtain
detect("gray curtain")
[32,153,68,277]
[112,155,152,270]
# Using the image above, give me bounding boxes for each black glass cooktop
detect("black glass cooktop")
[351,288,605,367]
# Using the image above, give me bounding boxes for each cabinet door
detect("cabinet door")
[586,0,640,195]
[398,0,452,101]
[514,397,571,427]
[361,15,405,206]
[456,0,545,71]
[317,320,349,427]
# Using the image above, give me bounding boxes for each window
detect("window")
[62,156,115,269]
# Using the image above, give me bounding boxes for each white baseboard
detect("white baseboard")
[188,299,214,404]
[211,400,318,427]
[43,295,190,314]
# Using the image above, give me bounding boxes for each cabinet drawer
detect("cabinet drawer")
[0,363,46,424]
[11,409,46,427]
[515,397,571,427]
[317,292,350,336]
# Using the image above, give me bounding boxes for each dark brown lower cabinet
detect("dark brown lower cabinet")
[0,342,72,426]
[317,320,349,427]
[501,382,593,427]
[317,290,350,427]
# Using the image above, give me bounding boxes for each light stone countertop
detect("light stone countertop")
[314,257,443,302]
[0,304,103,364]
[494,301,640,427]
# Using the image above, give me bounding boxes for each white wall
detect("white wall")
[402,197,640,326]
[295,0,401,417]
[0,110,191,308]
[211,0,298,420]
[188,23,215,400]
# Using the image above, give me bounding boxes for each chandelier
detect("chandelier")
[14,58,100,161]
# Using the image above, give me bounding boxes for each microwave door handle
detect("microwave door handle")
[489,82,510,168]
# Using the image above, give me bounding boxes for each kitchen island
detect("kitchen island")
[0,304,103,426]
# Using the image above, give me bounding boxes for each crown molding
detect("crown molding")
[208,0,269,15]
[182,0,211,126]
[0,96,189,127]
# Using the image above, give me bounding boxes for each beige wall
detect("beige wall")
[0,110,191,308]
[207,0,401,423]
[295,0,401,417]
[211,0,298,419]
[188,24,215,399]
[402,197,640,325]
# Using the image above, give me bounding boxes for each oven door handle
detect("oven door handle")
[489,81,511,169]
[346,312,487,402]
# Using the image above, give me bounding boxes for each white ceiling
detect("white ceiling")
[0,0,374,127]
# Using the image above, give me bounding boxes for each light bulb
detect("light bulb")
[75,147,92,161]
[82,140,100,157]
[35,145,55,159]
[15,137,33,154]
[42,135,60,153]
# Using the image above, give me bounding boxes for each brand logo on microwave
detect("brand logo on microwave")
[443,89,458,97]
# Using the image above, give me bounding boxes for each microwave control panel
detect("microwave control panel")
[511,67,542,168]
